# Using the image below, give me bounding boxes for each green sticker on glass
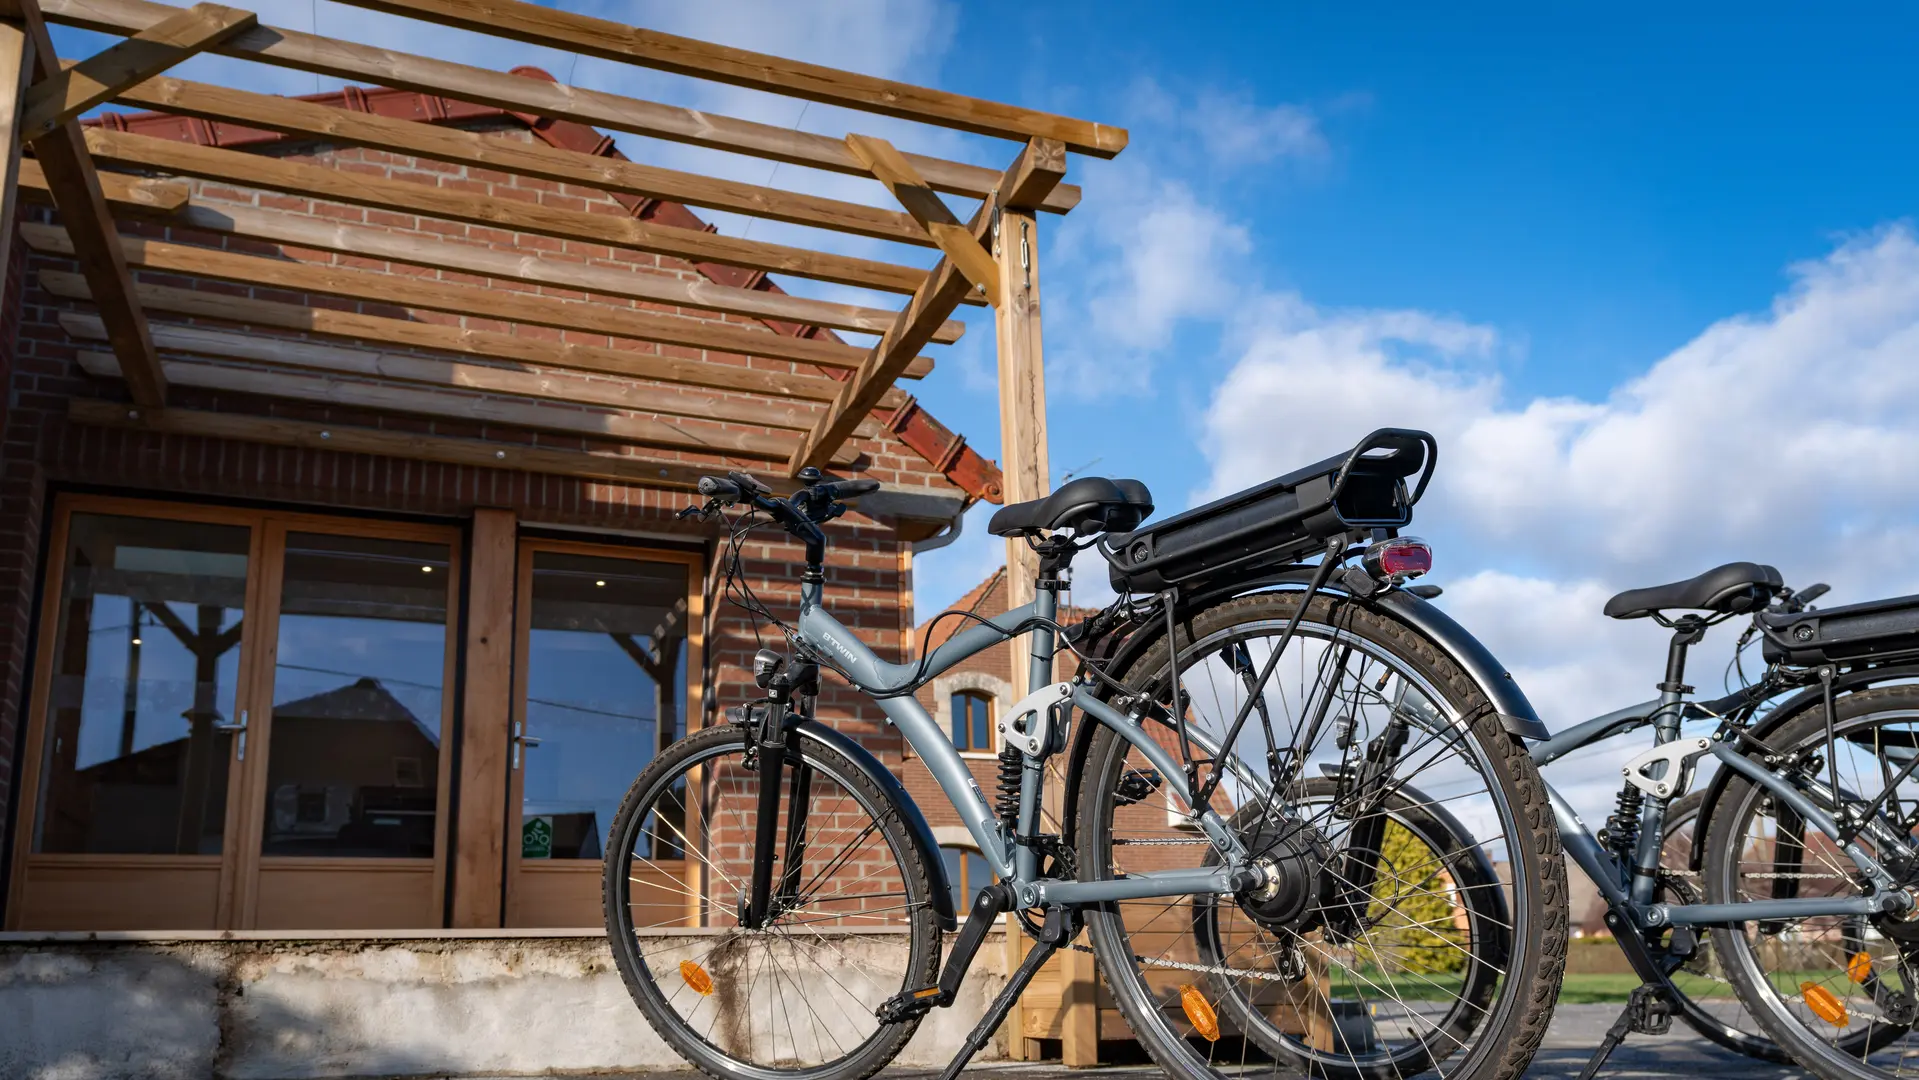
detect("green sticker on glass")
[522,815,553,859]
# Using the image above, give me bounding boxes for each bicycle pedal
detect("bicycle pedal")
[1629,991,1672,1036]
[875,985,945,1024]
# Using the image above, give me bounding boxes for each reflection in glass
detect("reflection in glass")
[522,552,687,860]
[35,514,250,855]
[261,533,450,858]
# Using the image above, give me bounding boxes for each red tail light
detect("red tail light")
[1364,536,1432,582]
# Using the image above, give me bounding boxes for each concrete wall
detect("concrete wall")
[0,930,1010,1079]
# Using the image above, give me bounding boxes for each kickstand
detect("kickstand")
[1576,983,1671,1080]
[935,915,1073,1080]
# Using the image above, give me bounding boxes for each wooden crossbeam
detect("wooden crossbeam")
[9,0,164,406]
[328,0,1127,157]
[68,397,782,492]
[22,222,937,375]
[81,126,960,298]
[20,154,185,209]
[20,2,252,136]
[84,195,961,343]
[112,69,939,247]
[790,139,1068,474]
[60,317,878,435]
[847,133,1000,307]
[72,348,853,464]
[44,274,918,403]
[61,313,881,436]
[43,0,1082,214]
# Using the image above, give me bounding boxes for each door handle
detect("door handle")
[213,709,248,760]
[512,721,541,769]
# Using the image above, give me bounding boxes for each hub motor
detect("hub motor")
[1234,811,1337,932]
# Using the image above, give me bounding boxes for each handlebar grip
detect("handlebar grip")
[697,476,741,499]
[823,479,881,500]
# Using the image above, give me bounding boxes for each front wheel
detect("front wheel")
[602,723,941,1080]
[1075,589,1566,1080]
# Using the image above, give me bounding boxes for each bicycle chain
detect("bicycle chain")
[1064,941,1293,983]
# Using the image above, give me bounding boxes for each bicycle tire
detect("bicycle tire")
[603,724,941,1080]
[1702,683,1919,1080]
[1075,589,1566,1080]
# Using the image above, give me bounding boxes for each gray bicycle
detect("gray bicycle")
[602,430,1569,1080]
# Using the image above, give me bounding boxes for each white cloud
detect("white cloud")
[1198,225,1919,821]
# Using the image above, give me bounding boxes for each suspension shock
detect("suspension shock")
[1600,783,1645,864]
[994,744,1024,829]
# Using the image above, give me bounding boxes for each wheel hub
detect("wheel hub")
[1234,812,1336,932]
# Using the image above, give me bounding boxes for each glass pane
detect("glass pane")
[950,694,969,750]
[261,532,450,858]
[522,552,688,861]
[970,696,991,750]
[35,513,250,855]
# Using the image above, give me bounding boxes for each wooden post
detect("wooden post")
[0,17,34,279]
[991,188,1102,1065]
[451,507,517,928]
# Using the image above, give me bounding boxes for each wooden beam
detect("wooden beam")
[0,18,34,278]
[22,223,936,375]
[847,133,999,307]
[11,0,163,406]
[68,397,874,493]
[80,126,957,298]
[42,271,920,401]
[19,154,186,209]
[326,0,1126,158]
[452,505,514,929]
[73,348,854,464]
[42,0,1082,214]
[20,2,252,136]
[790,139,1068,473]
[60,313,879,436]
[96,194,962,343]
[111,69,940,247]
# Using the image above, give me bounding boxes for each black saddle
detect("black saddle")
[1602,561,1784,620]
[987,476,1154,538]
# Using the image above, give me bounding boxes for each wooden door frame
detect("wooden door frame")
[236,514,463,929]
[503,536,702,928]
[5,493,462,930]
[6,494,268,929]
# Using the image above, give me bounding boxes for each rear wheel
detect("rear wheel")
[603,724,941,1080]
[1075,589,1566,1080]
[1703,684,1919,1080]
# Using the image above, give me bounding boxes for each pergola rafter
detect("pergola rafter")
[1,0,1123,505]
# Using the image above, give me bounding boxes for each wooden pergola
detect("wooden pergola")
[0,0,1125,511]
[0,0,1125,1062]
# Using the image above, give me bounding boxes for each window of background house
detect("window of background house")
[940,843,992,912]
[951,689,993,752]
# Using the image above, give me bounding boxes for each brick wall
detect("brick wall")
[0,120,949,871]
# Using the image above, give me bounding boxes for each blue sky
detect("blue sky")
[51,1,1919,820]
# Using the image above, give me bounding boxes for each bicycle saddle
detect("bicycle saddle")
[987,476,1154,537]
[1602,561,1784,620]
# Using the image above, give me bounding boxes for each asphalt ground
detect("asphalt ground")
[484,1003,1806,1080]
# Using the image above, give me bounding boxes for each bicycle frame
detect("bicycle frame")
[794,576,1252,907]
[1531,691,1913,931]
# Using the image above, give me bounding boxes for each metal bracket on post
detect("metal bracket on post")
[997,681,1073,757]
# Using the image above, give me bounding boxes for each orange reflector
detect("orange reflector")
[1849,951,1874,985]
[1180,984,1220,1042]
[680,960,714,996]
[1802,982,1848,1026]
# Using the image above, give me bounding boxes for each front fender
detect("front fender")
[793,719,957,931]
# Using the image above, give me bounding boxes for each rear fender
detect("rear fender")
[793,719,957,931]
